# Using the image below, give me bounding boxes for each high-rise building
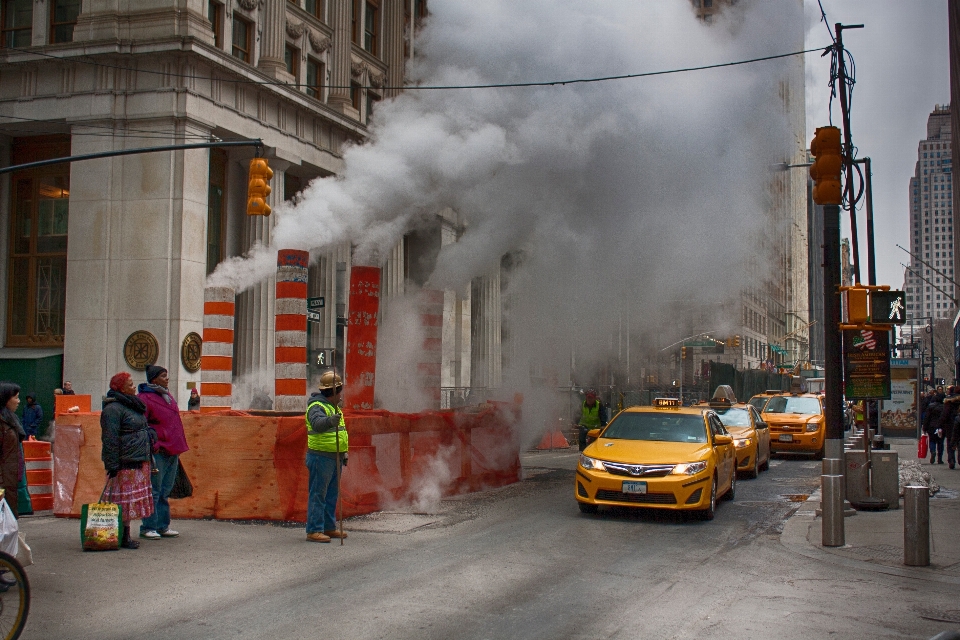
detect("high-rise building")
[905,105,954,322]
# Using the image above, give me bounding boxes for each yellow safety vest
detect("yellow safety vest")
[580,401,602,428]
[306,400,348,453]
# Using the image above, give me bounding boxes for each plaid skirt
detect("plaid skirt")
[103,461,154,521]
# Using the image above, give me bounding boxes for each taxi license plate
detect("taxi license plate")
[778,434,794,442]
[622,481,647,494]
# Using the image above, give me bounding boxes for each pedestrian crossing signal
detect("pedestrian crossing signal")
[870,290,906,325]
[247,158,274,216]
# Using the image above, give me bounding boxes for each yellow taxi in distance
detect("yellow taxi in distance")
[704,400,771,479]
[761,392,826,458]
[747,390,783,414]
[576,398,737,520]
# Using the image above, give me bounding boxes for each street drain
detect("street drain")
[780,494,810,502]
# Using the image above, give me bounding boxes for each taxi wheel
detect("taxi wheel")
[747,453,759,479]
[760,449,770,471]
[699,476,717,521]
[723,469,736,501]
[578,502,599,515]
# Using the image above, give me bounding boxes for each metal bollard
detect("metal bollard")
[822,474,845,547]
[822,458,843,476]
[904,485,930,566]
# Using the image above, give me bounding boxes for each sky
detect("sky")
[804,0,950,289]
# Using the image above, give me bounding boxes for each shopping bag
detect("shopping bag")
[919,433,929,459]
[0,498,18,557]
[80,501,122,551]
[16,532,32,567]
[169,462,193,500]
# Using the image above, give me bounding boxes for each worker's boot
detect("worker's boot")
[306,532,331,543]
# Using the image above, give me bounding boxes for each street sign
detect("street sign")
[682,340,716,348]
[307,310,321,323]
[870,290,906,324]
[307,296,325,309]
[843,328,891,400]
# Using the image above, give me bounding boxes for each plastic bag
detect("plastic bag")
[919,433,929,459]
[16,532,32,567]
[0,500,19,556]
[169,463,193,500]
[80,502,122,551]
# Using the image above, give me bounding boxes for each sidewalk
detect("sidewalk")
[780,437,960,585]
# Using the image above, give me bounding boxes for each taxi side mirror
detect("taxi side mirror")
[713,434,733,446]
[586,429,601,439]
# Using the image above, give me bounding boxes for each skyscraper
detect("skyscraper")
[905,105,955,321]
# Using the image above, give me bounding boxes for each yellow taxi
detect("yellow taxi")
[747,390,782,414]
[576,398,737,520]
[761,392,826,458]
[704,398,771,479]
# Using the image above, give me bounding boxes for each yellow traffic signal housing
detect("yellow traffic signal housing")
[247,158,274,216]
[733,335,741,348]
[842,285,869,324]
[810,126,843,205]
[681,347,687,359]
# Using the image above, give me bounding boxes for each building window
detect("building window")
[50,0,80,44]
[2,0,32,48]
[208,1,223,48]
[7,136,71,347]
[351,81,362,112]
[364,0,379,55]
[285,44,300,78]
[306,57,324,100]
[206,150,227,276]
[232,15,252,62]
[305,0,323,19]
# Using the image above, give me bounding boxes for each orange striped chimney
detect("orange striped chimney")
[275,249,308,412]
[201,286,235,410]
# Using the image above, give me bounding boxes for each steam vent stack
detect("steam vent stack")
[275,249,309,412]
[201,286,236,410]
[345,266,381,411]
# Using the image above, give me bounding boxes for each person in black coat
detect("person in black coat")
[923,395,947,464]
[100,372,155,549]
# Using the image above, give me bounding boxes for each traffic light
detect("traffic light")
[843,285,869,324]
[246,158,274,216]
[681,346,687,359]
[809,126,843,205]
[732,335,741,348]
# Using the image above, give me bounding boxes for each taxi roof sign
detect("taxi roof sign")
[653,398,682,408]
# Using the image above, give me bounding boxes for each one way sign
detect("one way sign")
[870,290,906,325]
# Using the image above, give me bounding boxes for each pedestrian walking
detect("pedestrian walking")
[923,392,946,464]
[304,371,348,543]
[187,388,200,412]
[137,365,189,540]
[576,389,608,452]
[100,372,155,550]
[946,387,960,470]
[0,383,25,518]
[21,393,43,439]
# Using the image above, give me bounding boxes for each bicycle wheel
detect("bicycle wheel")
[0,551,29,640]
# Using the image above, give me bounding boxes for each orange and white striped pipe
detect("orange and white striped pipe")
[201,286,235,411]
[275,250,308,412]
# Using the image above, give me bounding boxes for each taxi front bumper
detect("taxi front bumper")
[575,465,712,510]
[770,429,823,453]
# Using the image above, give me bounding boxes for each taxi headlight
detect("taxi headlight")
[806,420,821,432]
[579,454,606,472]
[735,438,752,449]
[672,461,708,475]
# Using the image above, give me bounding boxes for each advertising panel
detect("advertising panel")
[880,359,919,437]
[843,328,891,400]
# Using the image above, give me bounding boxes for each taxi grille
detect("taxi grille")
[602,462,675,478]
[595,490,677,504]
[769,423,801,432]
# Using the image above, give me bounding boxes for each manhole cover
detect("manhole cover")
[347,512,446,533]
[780,494,810,502]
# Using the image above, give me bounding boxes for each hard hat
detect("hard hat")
[585,388,597,398]
[317,370,343,390]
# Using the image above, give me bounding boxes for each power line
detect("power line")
[0,44,826,91]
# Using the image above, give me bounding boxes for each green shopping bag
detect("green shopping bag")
[80,500,122,551]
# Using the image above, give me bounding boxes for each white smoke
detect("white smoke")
[208,0,803,409]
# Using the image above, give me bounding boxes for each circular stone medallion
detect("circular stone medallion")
[181,332,203,373]
[123,330,160,371]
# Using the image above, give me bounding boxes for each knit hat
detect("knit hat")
[145,365,167,382]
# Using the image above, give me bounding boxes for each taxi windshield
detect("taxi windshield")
[764,396,821,415]
[602,413,708,443]
[714,407,752,427]
[748,397,769,413]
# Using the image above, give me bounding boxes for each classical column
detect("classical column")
[258,0,288,78]
[382,0,405,98]
[328,0,353,109]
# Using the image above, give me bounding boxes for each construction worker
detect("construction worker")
[577,389,607,452]
[304,370,348,543]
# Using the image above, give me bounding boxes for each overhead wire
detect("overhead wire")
[0,113,214,140]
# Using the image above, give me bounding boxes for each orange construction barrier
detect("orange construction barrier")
[53,403,521,521]
[23,438,53,511]
[536,430,570,449]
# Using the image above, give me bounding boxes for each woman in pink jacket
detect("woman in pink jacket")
[137,365,190,540]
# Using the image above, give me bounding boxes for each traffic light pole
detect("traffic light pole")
[823,203,844,443]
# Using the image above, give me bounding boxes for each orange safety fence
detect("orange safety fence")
[53,400,521,521]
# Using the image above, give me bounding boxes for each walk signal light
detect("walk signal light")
[247,158,274,216]
[810,126,843,205]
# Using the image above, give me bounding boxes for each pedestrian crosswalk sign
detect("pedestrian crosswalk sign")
[870,290,906,325]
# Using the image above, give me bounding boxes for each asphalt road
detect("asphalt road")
[16,450,959,639]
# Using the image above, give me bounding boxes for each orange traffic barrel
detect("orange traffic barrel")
[23,437,53,511]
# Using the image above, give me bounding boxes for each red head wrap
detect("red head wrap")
[109,372,132,392]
